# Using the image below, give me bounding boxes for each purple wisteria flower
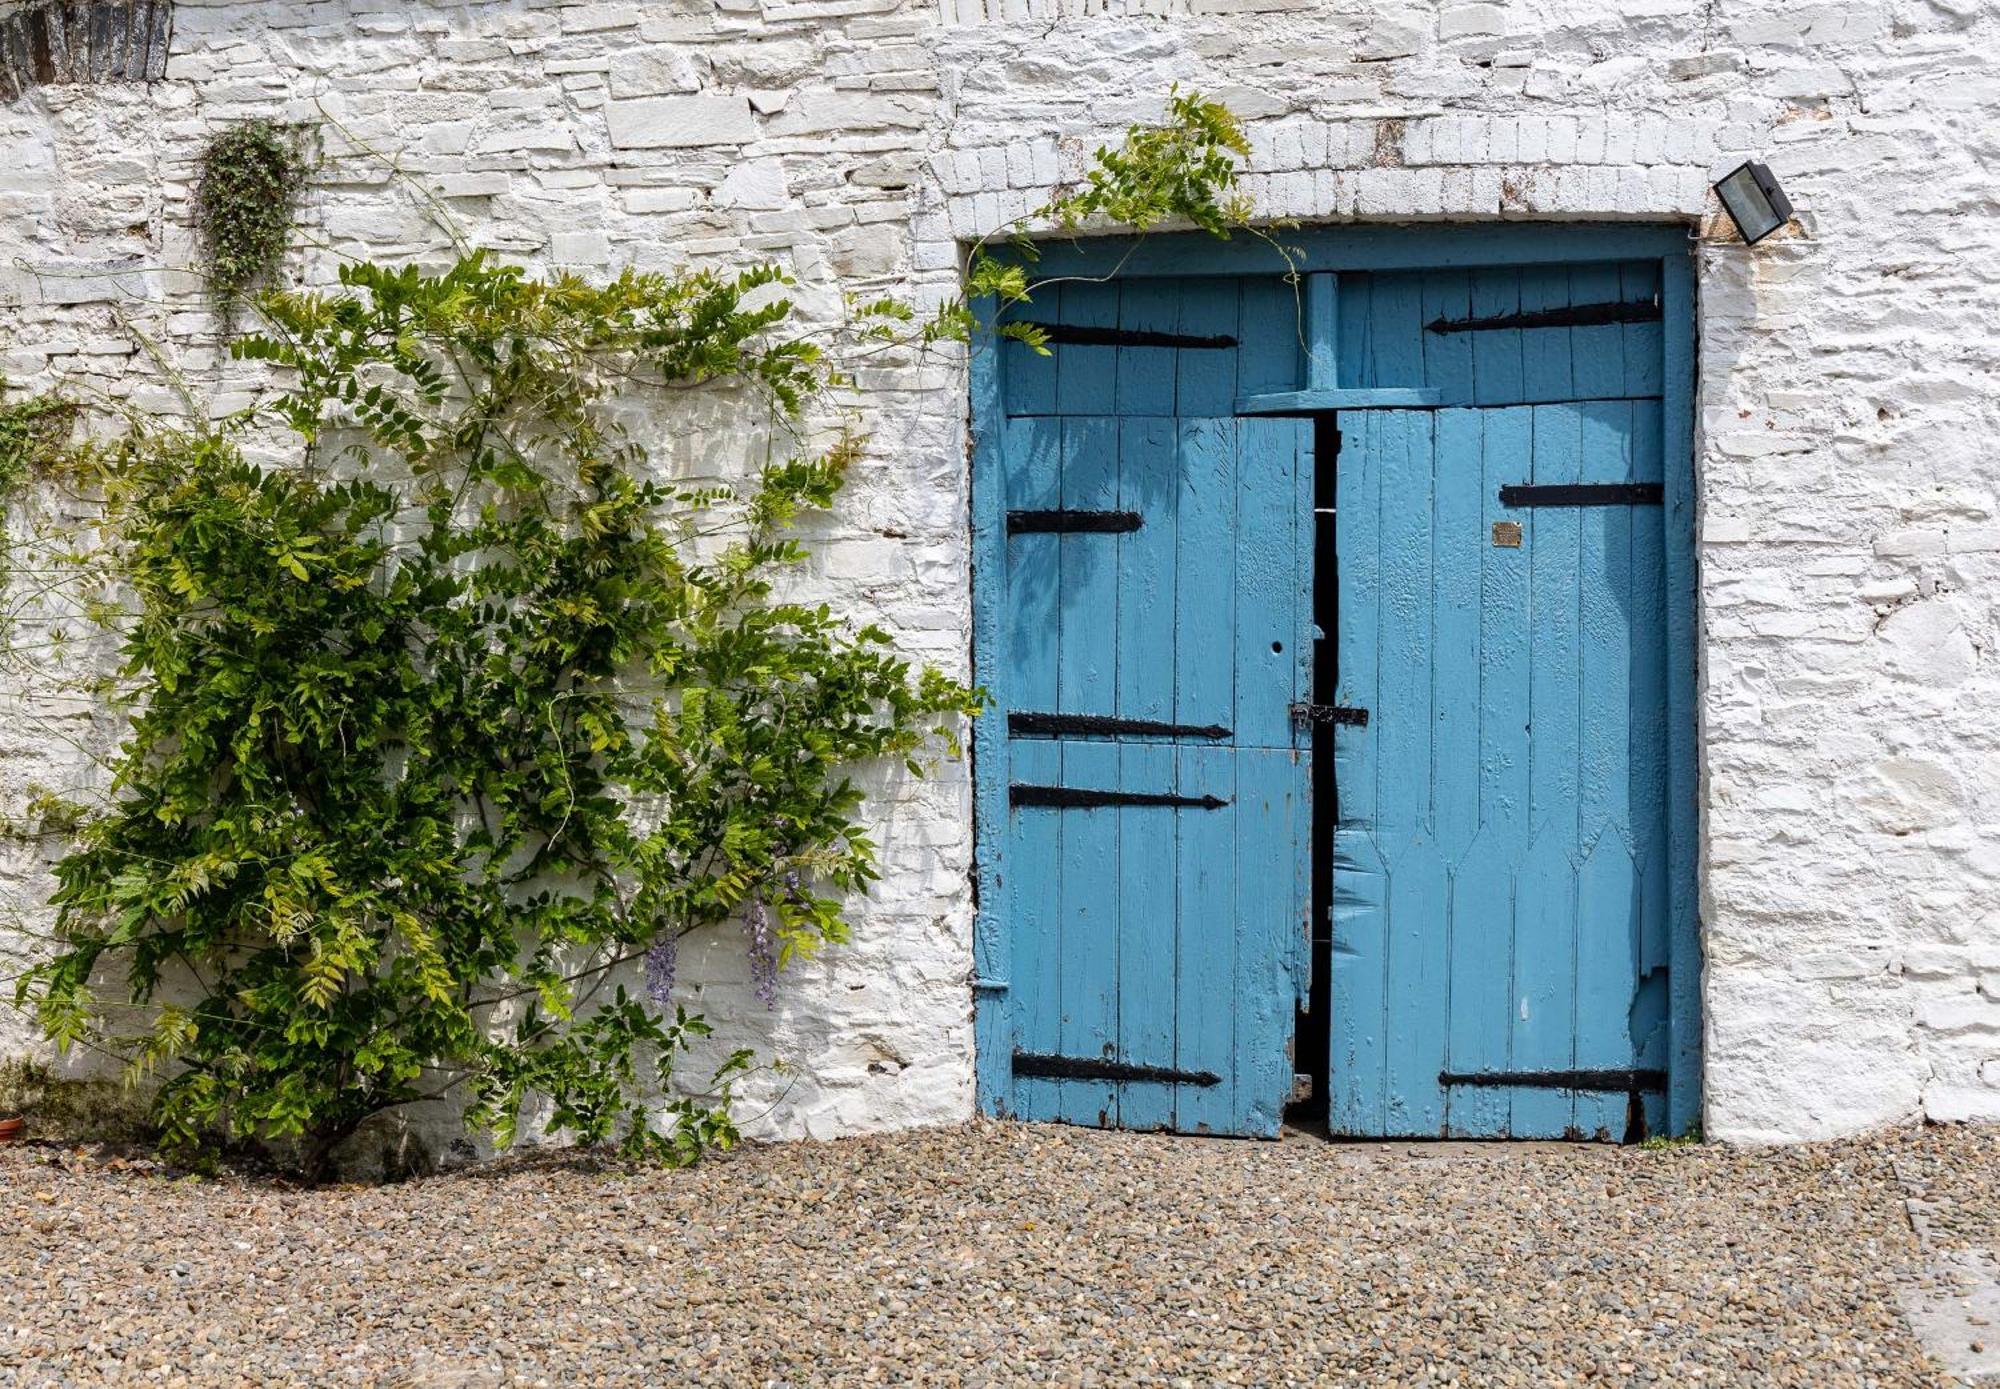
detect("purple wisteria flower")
[643,933,677,1004]
[744,898,778,1008]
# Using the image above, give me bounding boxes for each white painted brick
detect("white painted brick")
[606,95,757,149]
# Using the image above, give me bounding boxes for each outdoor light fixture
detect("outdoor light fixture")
[1712,161,1794,245]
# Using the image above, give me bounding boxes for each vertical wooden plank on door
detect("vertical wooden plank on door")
[1660,248,1701,1136]
[1429,408,1485,1134]
[1627,397,1671,1136]
[1174,418,1238,1132]
[1057,415,1120,1126]
[1177,742,1237,1132]
[1377,410,1449,1134]
[1232,419,1306,1131]
[1058,281,1120,414]
[1446,405,1534,1135]
[1235,417,1299,750]
[1367,283,1444,1135]
[1621,262,1665,399]
[1568,263,1625,403]
[1237,276,1301,399]
[1005,415,1064,1122]
[1176,278,1241,415]
[1518,266,1573,404]
[1002,295,1059,417]
[1330,411,1387,1135]
[1572,398,1639,1139]
[1115,282,1183,1128]
[1365,271,1427,398]
[1117,415,1180,1130]
[1336,273,1372,390]
[970,306,1010,1119]
[1118,279,1180,418]
[1468,267,1523,408]
[1238,280,1313,1080]
[1236,747,1297,1136]
[1421,269,1475,404]
[1514,401,1584,1137]
[1293,407,1315,1015]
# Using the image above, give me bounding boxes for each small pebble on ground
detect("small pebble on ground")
[0,1120,1989,1386]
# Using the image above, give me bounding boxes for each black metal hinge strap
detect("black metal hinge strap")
[1290,702,1369,727]
[1007,509,1143,535]
[1009,785,1229,811]
[1499,483,1664,508]
[1014,1052,1222,1086]
[1425,300,1664,335]
[1017,322,1238,350]
[1439,1068,1667,1093]
[1009,712,1232,740]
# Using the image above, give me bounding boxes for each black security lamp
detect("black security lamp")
[1713,161,1793,245]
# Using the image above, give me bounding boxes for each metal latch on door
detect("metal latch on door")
[1289,703,1369,728]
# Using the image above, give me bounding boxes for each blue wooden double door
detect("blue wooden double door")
[976,242,1695,1141]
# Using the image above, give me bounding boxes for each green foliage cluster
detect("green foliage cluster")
[0,387,79,645]
[21,257,975,1179]
[194,120,313,311]
[922,90,1277,352]
[0,387,77,499]
[12,91,1258,1182]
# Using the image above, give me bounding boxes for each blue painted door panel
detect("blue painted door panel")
[974,240,1695,1145]
[1001,415,1310,1135]
[990,276,1311,1136]
[1330,400,1674,1140]
[1336,261,1666,407]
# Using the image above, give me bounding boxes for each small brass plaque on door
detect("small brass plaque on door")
[1492,520,1523,548]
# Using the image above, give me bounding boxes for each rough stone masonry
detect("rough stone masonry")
[0,0,1996,1149]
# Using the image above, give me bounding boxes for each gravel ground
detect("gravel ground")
[1893,1126,2000,1255]
[0,1119,1981,1387]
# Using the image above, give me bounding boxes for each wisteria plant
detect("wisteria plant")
[11,91,1264,1181]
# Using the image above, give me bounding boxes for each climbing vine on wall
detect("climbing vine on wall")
[13,92,1266,1182]
[0,386,79,647]
[0,389,76,501]
[928,90,1279,350]
[194,120,313,314]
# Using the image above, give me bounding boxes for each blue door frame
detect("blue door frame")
[970,223,1701,1139]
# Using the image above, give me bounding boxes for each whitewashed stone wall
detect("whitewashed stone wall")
[2,0,1997,1145]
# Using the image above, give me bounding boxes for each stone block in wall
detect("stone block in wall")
[714,160,790,209]
[606,94,758,149]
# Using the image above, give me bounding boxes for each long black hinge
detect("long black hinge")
[1014,1052,1222,1086]
[1499,483,1664,508]
[1009,712,1232,740]
[1017,322,1238,350]
[1010,785,1229,811]
[1007,509,1143,535]
[1425,300,1663,335]
[1439,1067,1667,1093]
[1290,702,1369,728]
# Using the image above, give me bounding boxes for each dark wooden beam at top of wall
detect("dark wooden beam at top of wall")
[0,0,170,99]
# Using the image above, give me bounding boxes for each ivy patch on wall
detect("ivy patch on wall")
[194,119,314,316]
